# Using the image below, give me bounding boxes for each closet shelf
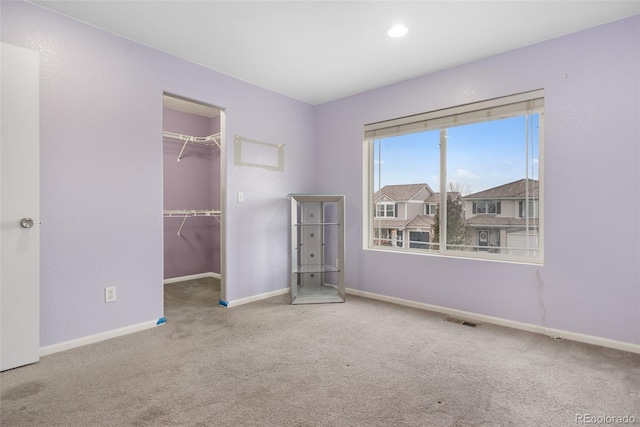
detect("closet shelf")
[163,131,221,161]
[163,209,221,235]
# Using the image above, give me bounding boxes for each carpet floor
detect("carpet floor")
[1,277,639,426]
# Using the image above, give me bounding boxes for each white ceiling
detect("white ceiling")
[31,1,640,105]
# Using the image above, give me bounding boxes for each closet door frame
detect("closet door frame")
[218,110,227,304]
[161,93,226,305]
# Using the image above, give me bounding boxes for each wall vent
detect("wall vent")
[444,317,480,328]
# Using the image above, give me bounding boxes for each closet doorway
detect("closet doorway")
[162,93,226,308]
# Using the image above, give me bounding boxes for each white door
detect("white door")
[1,42,40,371]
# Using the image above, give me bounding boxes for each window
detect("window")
[365,90,543,263]
[473,201,501,215]
[519,200,539,218]
[373,228,402,247]
[425,204,437,215]
[375,202,397,218]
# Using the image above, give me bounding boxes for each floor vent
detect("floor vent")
[444,317,480,328]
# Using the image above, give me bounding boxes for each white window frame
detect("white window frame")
[375,201,396,218]
[474,201,501,215]
[425,204,437,215]
[519,199,539,218]
[363,90,544,264]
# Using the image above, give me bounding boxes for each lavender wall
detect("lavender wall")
[2,1,638,349]
[163,108,220,279]
[315,16,640,346]
[1,1,316,347]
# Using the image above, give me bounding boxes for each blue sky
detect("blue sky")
[373,115,540,195]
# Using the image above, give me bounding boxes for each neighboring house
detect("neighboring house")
[403,191,463,249]
[373,179,538,256]
[373,183,433,247]
[463,179,539,257]
[372,183,462,249]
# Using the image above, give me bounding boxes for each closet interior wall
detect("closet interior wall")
[163,107,221,279]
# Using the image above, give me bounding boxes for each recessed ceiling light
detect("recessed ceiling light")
[388,24,408,38]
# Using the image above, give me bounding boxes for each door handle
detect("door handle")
[20,217,34,228]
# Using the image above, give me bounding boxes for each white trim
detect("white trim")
[364,91,545,265]
[375,201,396,218]
[346,288,640,354]
[364,139,372,250]
[163,272,220,284]
[219,109,227,305]
[364,244,543,266]
[223,288,289,308]
[40,320,161,357]
[40,273,221,357]
[40,287,637,358]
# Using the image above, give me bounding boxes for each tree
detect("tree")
[431,184,471,251]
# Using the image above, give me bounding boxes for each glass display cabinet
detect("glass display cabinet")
[289,194,345,304]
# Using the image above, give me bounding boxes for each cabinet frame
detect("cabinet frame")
[289,194,345,304]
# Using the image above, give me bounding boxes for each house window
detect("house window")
[373,228,402,247]
[473,201,501,214]
[365,90,543,263]
[375,202,397,218]
[519,200,538,218]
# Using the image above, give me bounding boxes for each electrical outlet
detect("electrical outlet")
[105,286,116,303]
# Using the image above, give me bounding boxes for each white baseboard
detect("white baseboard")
[346,288,640,354]
[223,288,289,308]
[40,319,162,357]
[164,272,220,284]
[41,286,637,357]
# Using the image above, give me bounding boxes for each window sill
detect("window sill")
[363,245,544,266]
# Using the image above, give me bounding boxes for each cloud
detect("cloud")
[456,168,479,180]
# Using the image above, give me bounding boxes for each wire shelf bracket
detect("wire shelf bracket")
[163,209,221,235]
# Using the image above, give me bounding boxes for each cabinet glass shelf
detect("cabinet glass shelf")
[294,223,340,226]
[295,264,340,273]
[289,194,345,305]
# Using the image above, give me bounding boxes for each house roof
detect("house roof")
[405,215,435,229]
[425,192,462,203]
[374,183,432,202]
[371,218,410,229]
[464,179,539,200]
[372,215,436,230]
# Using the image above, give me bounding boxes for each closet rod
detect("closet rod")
[163,131,221,161]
